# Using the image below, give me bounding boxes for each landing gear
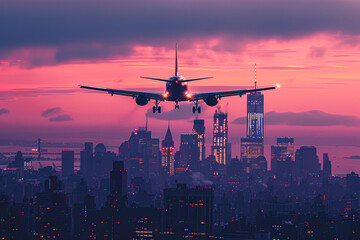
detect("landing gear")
[192,101,201,114]
[153,100,161,113]
[175,101,179,109]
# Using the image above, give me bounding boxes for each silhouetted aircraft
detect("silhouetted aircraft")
[79,44,277,113]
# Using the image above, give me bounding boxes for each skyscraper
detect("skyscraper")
[61,150,74,177]
[162,125,175,176]
[193,119,205,161]
[80,142,93,175]
[164,184,214,239]
[295,146,321,176]
[179,134,199,172]
[247,92,264,139]
[212,110,228,165]
[323,153,332,178]
[277,137,295,159]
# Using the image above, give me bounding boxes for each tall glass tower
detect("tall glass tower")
[211,110,228,165]
[192,119,205,162]
[246,92,264,139]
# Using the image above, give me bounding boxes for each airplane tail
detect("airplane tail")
[175,43,178,76]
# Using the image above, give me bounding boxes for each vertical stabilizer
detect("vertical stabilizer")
[175,43,178,76]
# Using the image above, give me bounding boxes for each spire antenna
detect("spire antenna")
[254,63,257,90]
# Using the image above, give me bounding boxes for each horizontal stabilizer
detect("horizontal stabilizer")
[181,77,213,83]
[140,76,172,82]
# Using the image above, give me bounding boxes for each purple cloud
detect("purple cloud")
[344,156,360,160]
[41,107,63,117]
[1,0,360,66]
[0,108,10,115]
[232,110,360,126]
[308,47,326,58]
[48,114,73,122]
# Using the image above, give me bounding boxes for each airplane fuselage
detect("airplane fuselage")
[164,75,191,102]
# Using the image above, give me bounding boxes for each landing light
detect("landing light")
[276,84,281,88]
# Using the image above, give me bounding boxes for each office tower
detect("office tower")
[105,161,129,239]
[93,143,117,176]
[179,134,199,172]
[7,151,25,176]
[80,142,93,175]
[128,207,162,240]
[247,91,264,139]
[164,184,214,239]
[295,146,321,176]
[61,150,74,177]
[277,137,295,159]
[128,127,152,178]
[212,110,228,165]
[73,195,96,240]
[35,176,71,240]
[241,138,264,159]
[149,138,161,178]
[271,146,288,172]
[110,161,127,197]
[323,153,332,178]
[193,119,206,161]
[346,172,359,194]
[162,125,175,176]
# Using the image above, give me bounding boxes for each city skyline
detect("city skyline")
[0,0,360,152]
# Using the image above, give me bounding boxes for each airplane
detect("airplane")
[79,44,277,113]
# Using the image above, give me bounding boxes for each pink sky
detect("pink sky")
[0,0,360,172]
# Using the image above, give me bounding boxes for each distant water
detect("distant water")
[1,143,360,175]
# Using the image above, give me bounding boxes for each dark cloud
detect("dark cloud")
[1,0,360,66]
[308,47,326,58]
[48,114,73,122]
[146,103,208,120]
[0,108,10,115]
[344,156,360,160]
[232,110,360,126]
[41,107,63,117]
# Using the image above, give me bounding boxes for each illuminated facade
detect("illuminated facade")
[211,110,228,165]
[192,119,205,161]
[276,137,295,159]
[162,125,175,176]
[240,138,264,159]
[247,92,264,139]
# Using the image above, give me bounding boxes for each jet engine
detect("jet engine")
[135,95,149,106]
[204,96,218,106]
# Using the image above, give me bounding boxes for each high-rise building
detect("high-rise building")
[80,142,93,175]
[323,153,332,178]
[241,138,264,159]
[35,176,71,240]
[179,134,199,172]
[162,125,175,176]
[247,92,264,139]
[149,138,161,177]
[295,146,321,176]
[212,110,228,165]
[193,119,206,161]
[128,127,154,178]
[164,184,214,239]
[277,137,295,159]
[110,161,127,197]
[61,150,74,177]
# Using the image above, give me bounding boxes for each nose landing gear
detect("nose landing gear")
[152,100,161,113]
[192,101,201,114]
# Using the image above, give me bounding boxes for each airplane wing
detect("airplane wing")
[192,86,276,100]
[78,85,164,100]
